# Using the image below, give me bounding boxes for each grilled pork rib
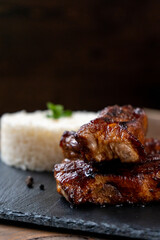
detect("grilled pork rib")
[60,105,148,163]
[54,156,160,205]
[145,138,160,155]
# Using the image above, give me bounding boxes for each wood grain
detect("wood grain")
[0,224,109,240]
[0,1,160,114]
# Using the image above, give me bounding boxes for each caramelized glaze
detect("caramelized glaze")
[54,155,160,205]
[60,105,148,163]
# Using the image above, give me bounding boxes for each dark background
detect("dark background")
[0,0,160,114]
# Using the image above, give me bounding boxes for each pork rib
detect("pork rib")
[60,105,148,163]
[54,156,160,205]
[145,138,160,155]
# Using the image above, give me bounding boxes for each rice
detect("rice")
[1,110,97,171]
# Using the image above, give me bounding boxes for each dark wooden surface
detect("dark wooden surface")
[0,223,110,240]
[0,0,160,115]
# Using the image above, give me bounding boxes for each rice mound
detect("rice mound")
[1,110,97,171]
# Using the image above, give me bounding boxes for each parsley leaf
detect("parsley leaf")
[46,102,72,119]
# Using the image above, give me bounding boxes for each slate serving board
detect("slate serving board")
[1,160,160,240]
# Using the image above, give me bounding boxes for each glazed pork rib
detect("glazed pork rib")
[145,138,160,155]
[54,156,160,205]
[60,105,148,163]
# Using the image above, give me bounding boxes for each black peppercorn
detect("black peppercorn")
[26,176,34,188]
[39,184,45,190]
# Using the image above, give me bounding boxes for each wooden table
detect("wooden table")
[0,221,110,240]
[0,109,160,240]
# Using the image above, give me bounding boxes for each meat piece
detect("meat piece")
[145,138,160,155]
[60,131,84,160]
[54,156,160,205]
[60,105,148,163]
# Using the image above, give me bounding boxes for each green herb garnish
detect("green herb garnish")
[46,102,72,119]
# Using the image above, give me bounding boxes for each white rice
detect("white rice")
[1,110,97,171]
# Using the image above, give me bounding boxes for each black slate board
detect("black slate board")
[1,160,160,240]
